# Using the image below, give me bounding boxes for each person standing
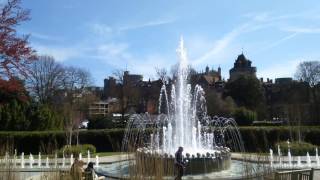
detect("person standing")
[84,162,105,180]
[174,147,185,180]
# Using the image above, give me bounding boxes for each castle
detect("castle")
[229,53,257,81]
[89,53,312,124]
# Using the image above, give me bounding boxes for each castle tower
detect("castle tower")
[229,53,256,81]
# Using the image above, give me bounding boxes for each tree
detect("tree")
[27,55,65,104]
[0,0,37,79]
[0,78,31,130]
[232,107,256,126]
[29,103,64,130]
[206,91,236,117]
[224,75,266,120]
[155,67,168,84]
[295,61,320,87]
[224,75,265,109]
[295,61,320,124]
[113,69,130,118]
[112,69,124,84]
[60,66,92,145]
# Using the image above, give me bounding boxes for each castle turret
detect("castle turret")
[229,53,256,81]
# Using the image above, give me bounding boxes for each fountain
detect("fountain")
[307,152,311,167]
[21,152,25,168]
[62,154,66,168]
[122,37,243,176]
[38,152,41,168]
[54,153,58,168]
[79,153,82,161]
[269,149,273,167]
[13,150,17,168]
[87,150,91,164]
[316,148,320,167]
[287,141,292,167]
[95,155,99,167]
[297,156,301,167]
[46,156,49,168]
[277,145,282,167]
[29,153,34,168]
[70,154,74,165]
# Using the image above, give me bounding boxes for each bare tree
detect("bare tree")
[61,66,92,145]
[295,61,320,87]
[155,67,168,84]
[0,0,37,79]
[112,69,125,84]
[170,63,179,80]
[27,55,64,103]
[170,63,196,81]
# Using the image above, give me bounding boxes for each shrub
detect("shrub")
[88,115,114,129]
[232,107,256,126]
[275,141,318,156]
[252,121,283,126]
[58,144,96,157]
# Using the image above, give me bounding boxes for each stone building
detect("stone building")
[229,53,256,81]
[88,98,120,117]
[190,66,223,91]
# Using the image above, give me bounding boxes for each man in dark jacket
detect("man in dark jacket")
[174,147,185,180]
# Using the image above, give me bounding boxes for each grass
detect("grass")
[93,151,122,156]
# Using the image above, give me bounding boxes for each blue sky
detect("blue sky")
[13,0,320,86]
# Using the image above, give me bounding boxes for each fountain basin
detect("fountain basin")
[135,147,231,175]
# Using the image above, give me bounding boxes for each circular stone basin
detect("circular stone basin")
[95,160,258,179]
[136,147,231,175]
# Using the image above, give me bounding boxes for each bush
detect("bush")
[252,121,283,126]
[232,107,256,126]
[275,141,318,156]
[0,129,124,154]
[88,115,128,129]
[88,115,114,129]
[273,141,317,156]
[58,144,96,157]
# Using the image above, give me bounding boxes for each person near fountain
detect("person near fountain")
[174,147,185,180]
[70,158,85,180]
[84,162,105,180]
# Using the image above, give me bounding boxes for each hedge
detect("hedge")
[0,129,124,154]
[275,141,318,156]
[239,126,320,153]
[1,127,320,154]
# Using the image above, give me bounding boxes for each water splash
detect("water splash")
[122,37,243,156]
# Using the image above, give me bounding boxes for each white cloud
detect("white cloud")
[89,17,177,38]
[258,59,301,79]
[254,33,299,54]
[97,43,129,56]
[282,26,320,34]
[119,18,177,31]
[192,21,254,65]
[91,23,113,36]
[31,32,63,42]
[33,44,82,62]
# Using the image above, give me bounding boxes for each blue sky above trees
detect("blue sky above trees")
[15,0,320,85]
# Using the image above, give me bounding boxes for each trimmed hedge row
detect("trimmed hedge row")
[275,141,318,156]
[1,127,320,154]
[0,129,124,154]
[240,126,320,152]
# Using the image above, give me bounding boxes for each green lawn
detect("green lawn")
[93,152,122,156]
